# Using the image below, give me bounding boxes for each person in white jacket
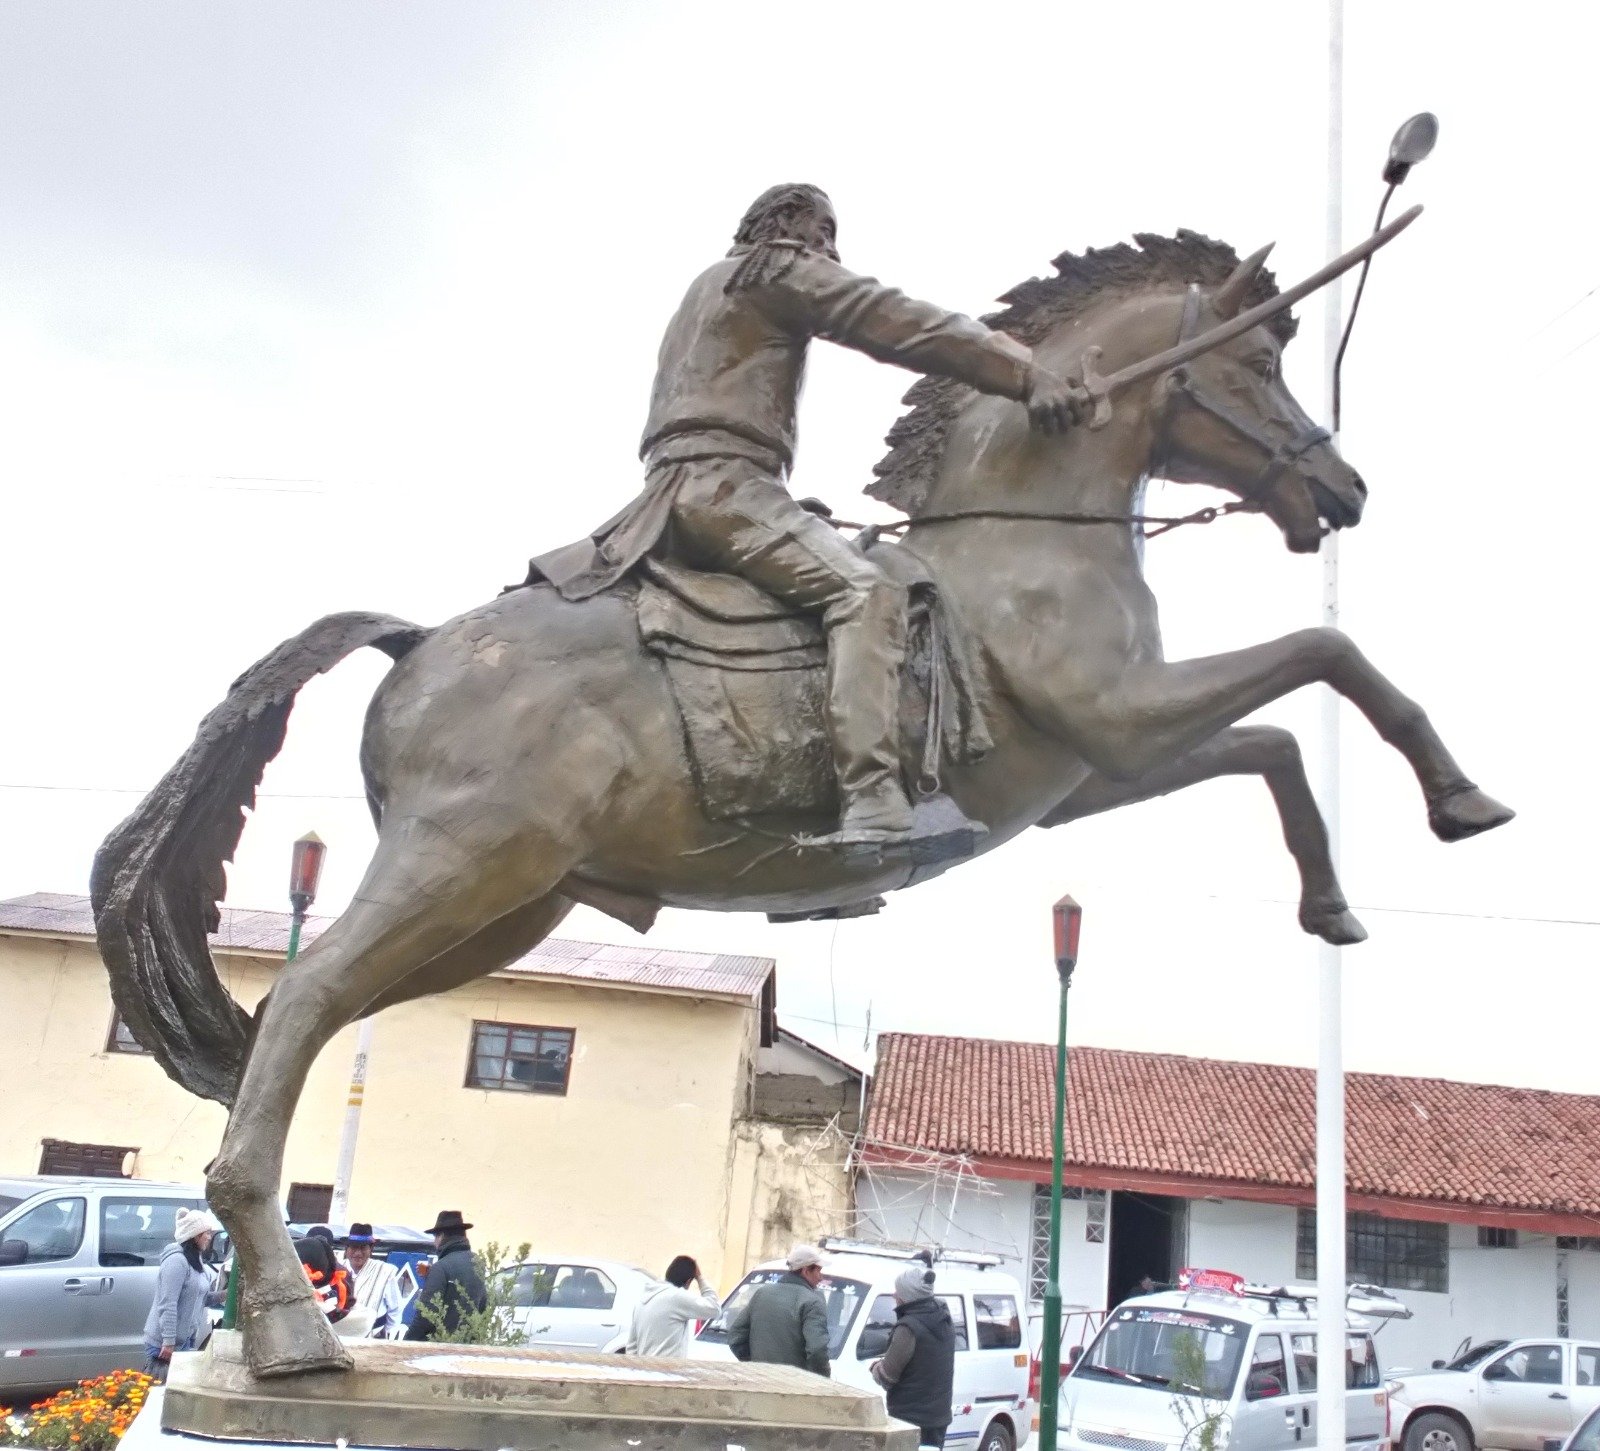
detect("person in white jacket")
[626,1254,721,1358]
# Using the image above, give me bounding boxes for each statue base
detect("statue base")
[161,1332,920,1450]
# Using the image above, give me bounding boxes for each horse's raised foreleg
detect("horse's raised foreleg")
[207,822,577,1378]
[1036,724,1364,945]
[1029,627,1512,840]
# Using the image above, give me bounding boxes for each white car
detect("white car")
[1389,1338,1600,1451]
[499,1255,654,1352]
[691,1238,1033,1451]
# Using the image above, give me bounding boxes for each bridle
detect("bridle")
[877,283,1333,541]
[1150,284,1332,507]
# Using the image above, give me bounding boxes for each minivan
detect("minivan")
[691,1238,1033,1451]
[1059,1271,1409,1451]
[0,1176,220,1396]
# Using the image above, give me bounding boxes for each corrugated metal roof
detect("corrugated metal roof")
[866,1031,1600,1222]
[0,892,773,1006]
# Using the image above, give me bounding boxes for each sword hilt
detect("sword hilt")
[1079,345,1115,431]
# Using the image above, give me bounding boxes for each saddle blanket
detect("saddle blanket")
[635,554,991,824]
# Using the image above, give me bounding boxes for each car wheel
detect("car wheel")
[979,1420,1015,1451]
[1405,1412,1474,1451]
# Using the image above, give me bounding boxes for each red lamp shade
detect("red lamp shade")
[288,832,327,907]
[1052,894,1082,974]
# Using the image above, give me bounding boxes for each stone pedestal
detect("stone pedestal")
[161,1333,920,1450]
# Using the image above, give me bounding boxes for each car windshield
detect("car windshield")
[696,1271,870,1360]
[1448,1342,1507,1371]
[0,1195,23,1218]
[1073,1306,1249,1399]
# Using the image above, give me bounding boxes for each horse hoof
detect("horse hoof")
[241,1293,354,1379]
[1429,785,1515,843]
[1300,900,1368,946]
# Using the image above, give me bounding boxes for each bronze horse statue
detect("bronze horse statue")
[94,228,1511,1376]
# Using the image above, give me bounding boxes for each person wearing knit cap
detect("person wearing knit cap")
[141,1208,221,1379]
[869,1264,957,1448]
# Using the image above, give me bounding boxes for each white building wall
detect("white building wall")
[1188,1198,1300,1285]
[1187,1201,1572,1372]
[854,1169,1110,1335]
[860,1173,1598,1369]
[1564,1244,1600,1338]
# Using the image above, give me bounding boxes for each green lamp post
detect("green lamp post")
[1037,893,1083,1451]
[220,830,327,1332]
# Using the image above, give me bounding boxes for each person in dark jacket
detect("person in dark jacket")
[404,1210,487,1341]
[870,1265,957,1449]
[726,1243,831,1376]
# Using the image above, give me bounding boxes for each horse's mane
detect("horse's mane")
[869,229,1297,516]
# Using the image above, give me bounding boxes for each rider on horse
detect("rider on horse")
[532,183,1088,849]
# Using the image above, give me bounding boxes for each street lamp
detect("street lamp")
[221,830,327,1331]
[1038,893,1083,1451]
[1332,111,1439,430]
[287,831,327,957]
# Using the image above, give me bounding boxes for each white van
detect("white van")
[1058,1272,1408,1451]
[692,1238,1033,1450]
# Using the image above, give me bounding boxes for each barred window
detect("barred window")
[1297,1209,1448,1293]
[1029,1184,1105,1301]
[467,1021,575,1094]
[1478,1226,1518,1249]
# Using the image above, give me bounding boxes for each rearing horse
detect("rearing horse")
[93,229,1510,1376]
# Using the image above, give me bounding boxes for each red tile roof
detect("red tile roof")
[865,1033,1600,1228]
[0,892,774,1007]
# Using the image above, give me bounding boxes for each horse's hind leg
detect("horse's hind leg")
[207,834,575,1377]
[1038,725,1365,945]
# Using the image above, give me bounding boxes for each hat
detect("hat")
[895,1265,935,1302]
[786,1243,824,1272]
[427,1210,473,1236]
[175,1208,219,1244]
[347,1222,376,1244]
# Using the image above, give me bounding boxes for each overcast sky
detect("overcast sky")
[1,1,1594,1093]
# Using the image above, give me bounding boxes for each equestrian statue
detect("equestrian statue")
[93,183,1512,1377]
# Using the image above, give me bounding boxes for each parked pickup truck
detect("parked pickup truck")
[1389,1339,1600,1451]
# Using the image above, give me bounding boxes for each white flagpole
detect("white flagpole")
[1317,0,1348,1446]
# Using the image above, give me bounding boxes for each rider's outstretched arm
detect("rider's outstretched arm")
[750,252,1085,431]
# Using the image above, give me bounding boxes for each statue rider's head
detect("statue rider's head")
[732,184,838,262]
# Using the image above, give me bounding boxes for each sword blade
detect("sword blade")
[1096,204,1423,393]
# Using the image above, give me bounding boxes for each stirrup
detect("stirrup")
[801,794,987,867]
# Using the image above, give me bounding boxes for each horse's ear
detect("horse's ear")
[1211,243,1275,319]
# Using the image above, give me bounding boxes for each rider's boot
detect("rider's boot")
[825,580,985,861]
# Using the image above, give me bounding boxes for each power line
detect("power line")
[1526,283,1600,341]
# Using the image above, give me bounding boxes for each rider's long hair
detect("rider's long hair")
[725,183,832,293]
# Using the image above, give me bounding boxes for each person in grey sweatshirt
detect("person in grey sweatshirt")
[142,1207,220,1378]
[626,1255,721,1358]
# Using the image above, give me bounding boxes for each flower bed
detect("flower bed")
[0,1370,154,1449]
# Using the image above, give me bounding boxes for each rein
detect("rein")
[857,283,1330,543]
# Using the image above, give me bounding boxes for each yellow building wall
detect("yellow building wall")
[0,933,757,1286]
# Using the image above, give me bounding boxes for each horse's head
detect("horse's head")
[1142,247,1365,553]
[871,231,1366,556]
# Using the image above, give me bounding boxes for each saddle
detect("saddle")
[634,542,993,833]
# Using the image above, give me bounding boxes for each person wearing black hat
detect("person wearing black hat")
[404,1211,487,1341]
[343,1222,403,1336]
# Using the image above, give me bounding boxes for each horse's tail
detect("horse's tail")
[90,612,429,1106]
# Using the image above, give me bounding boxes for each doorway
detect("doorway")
[1108,1191,1188,1305]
